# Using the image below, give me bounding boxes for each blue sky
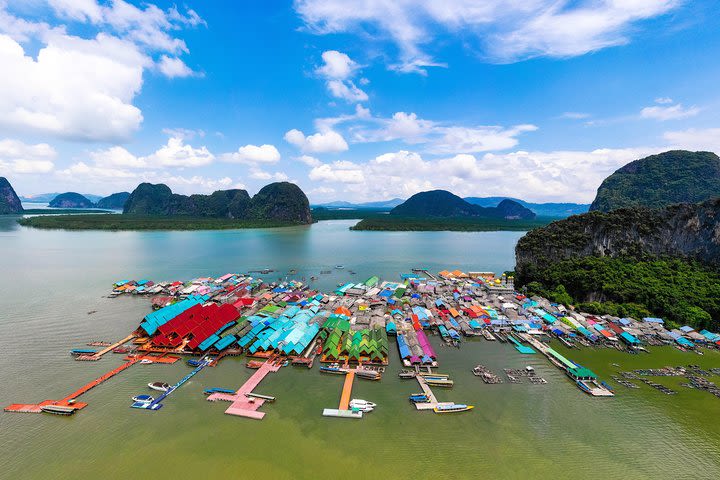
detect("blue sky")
[1,0,720,203]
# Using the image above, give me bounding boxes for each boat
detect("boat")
[335,265,344,269]
[148,382,170,392]
[131,394,154,403]
[419,372,449,378]
[398,369,416,379]
[203,388,235,395]
[246,360,264,369]
[112,347,130,354]
[425,378,454,387]
[409,394,430,403]
[40,404,76,415]
[140,359,154,365]
[187,358,203,367]
[319,364,347,375]
[355,370,381,381]
[70,348,97,356]
[433,403,474,414]
[350,398,377,412]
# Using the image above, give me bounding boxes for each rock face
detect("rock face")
[515,198,720,283]
[0,177,23,214]
[391,190,535,219]
[123,182,312,223]
[590,150,720,212]
[96,192,130,210]
[48,192,94,208]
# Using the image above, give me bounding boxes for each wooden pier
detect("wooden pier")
[207,360,281,420]
[322,369,362,419]
[5,357,139,414]
[89,334,136,359]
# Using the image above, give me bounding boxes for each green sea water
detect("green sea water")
[1,218,719,479]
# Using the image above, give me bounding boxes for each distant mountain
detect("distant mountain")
[0,177,23,214]
[49,192,95,208]
[391,190,535,220]
[19,192,103,203]
[96,192,130,210]
[316,198,405,209]
[590,150,720,212]
[124,182,312,223]
[464,196,589,218]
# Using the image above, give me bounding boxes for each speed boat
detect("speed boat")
[349,399,376,409]
[40,404,76,415]
[131,394,154,403]
[148,382,170,392]
[398,369,416,379]
[203,387,235,395]
[409,394,429,403]
[140,359,154,365]
[433,403,474,414]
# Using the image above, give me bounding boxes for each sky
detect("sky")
[1,0,720,203]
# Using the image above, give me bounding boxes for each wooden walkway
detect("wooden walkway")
[5,358,139,414]
[207,360,280,420]
[90,334,136,358]
[338,371,355,410]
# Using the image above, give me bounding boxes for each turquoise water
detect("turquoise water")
[1,218,719,479]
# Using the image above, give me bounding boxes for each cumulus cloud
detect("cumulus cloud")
[663,127,720,153]
[316,50,368,102]
[0,138,56,174]
[220,144,281,164]
[284,128,349,153]
[309,160,365,183]
[306,147,666,203]
[0,1,204,142]
[296,155,322,167]
[157,55,197,78]
[90,136,214,169]
[249,168,289,181]
[295,0,681,71]
[560,112,590,120]
[641,99,700,121]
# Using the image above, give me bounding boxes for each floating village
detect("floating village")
[6,268,720,418]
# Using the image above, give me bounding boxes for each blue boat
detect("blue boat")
[70,348,97,356]
[203,387,235,395]
[409,394,429,403]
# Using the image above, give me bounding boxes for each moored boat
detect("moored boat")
[409,394,430,403]
[319,364,347,375]
[398,369,416,379]
[148,382,170,392]
[203,387,235,395]
[349,399,376,409]
[70,348,97,357]
[40,404,76,415]
[246,360,264,369]
[131,394,154,403]
[433,403,474,414]
[425,378,454,387]
[140,359,154,365]
[355,369,381,380]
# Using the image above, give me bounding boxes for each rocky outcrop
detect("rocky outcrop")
[590,150,720,212]
[96,192,130,210]
[515,198,720,283]
[48,192,94,208]
[123,182,312,223]
[391,190,535,219]
[0,177,23,214]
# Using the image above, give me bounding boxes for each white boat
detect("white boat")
[349,399,377,409]
[140,359,154,365]
[132,394,154,403]
[40,404,76,415]
[148,382,170,392]
[433,403,474,414]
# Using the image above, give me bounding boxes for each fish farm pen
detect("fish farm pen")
[6,269,720,418]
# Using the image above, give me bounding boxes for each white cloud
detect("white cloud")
[220,144,281,164]
[430,124,538,153]
[284,128,349,153]
[316,50,368,102]
[157,55,196,78]
[295,0,681,70]
[641,102,700,121]
[0,1,204,142]
[249,168,289,181]
[560,112,590,120]
[90,136,214,169]
[0,138,56,174]
[663,127,720,153]
[296,155,322,167]
[305,147,666,203]
[655,97,673,104]
[309,161,365,183]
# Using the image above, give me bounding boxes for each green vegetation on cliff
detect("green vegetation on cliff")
[96,192,130,209]
[523,256,720,331]
[49,192,95,208]
[590,150,720,212]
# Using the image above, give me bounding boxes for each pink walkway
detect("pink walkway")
[207,361,280,420]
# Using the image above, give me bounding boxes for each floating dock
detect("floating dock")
[323,369,364,419]
[207,360,281,419]
[132,357,211,410]
[414,375,440,410]
[5,357,139,414]
[509,335,536,354]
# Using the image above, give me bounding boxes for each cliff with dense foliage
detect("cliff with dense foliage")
[123,182,311,223]
[515,199,720,329]
[48,192,94,209]
[590,150,720,212]
[0,177,23,214]
[391,190,535,219]
[96,192,130,209]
